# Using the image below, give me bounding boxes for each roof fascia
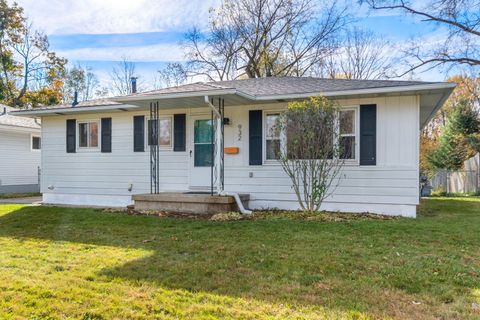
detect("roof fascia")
[0,123,40,132]
[10,104,138,117]
[113,88,238,102]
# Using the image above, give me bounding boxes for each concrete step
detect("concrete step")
[133,192,250,214]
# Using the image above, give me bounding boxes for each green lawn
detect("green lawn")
[0,198,479,319]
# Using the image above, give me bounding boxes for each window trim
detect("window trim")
[146,115,174,150]
[77,119,101,152]
[262,106,360,165]
[338,106,359,164]
[31,134,41,152]
[262,109,283,164]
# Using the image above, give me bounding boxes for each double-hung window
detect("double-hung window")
[149,117,173,149]
[159,117,172,148]
[31,135,41,151]
[265,113,281,161]
[339,109,357,160]
[263,108,358,162]
[78,121,99,149]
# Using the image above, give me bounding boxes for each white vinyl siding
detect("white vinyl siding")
[41,111,189,201]
[0,128,41,186]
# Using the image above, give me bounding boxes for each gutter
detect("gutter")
[0,123,41,132]
[10,103,139,117]
[114,88,237,102]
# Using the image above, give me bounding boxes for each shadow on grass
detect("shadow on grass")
[0,199,479,318]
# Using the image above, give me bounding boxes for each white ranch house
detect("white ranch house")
[13,77,455,217]
[0,105,41,193]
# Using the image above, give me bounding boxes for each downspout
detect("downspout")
[220,191,252,214]
[204,96,252,214]
[204,96,222,194]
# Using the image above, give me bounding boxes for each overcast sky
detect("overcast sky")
[14,0,449,88]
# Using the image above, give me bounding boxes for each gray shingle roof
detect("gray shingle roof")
[0,105,41,129]
[134,83,229,96]
[130,76,439,98]
[213,77,437,97]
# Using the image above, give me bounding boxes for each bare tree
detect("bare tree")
[155,62,187,88]
[84,67,99,100]
[312,28,394,79]
[361,0,480,75]
[184,0,349,80]
[12,23,66,106]
[63,65,99,103]
[184,25,242,81]
[276,96,345,212]
[110,58,138,95]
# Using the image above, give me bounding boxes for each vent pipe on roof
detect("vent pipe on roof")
[72,91,79,107]
[131,77,137,94]
[1,107,6,115]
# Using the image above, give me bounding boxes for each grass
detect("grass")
[0,192,41,199]
[0,198,479,319]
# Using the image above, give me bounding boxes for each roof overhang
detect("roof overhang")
[11,82,455,127]
[0,123,41,133]
[8,103,140,117]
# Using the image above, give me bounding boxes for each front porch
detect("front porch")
[132,192,250,215]
[136,93,238,215]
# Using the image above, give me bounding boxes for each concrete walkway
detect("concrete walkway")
[0,196,42,205]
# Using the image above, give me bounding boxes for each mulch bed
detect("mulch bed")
[102,206,400,222]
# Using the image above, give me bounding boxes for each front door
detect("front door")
[190,116,214,188]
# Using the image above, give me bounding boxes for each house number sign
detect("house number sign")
[237,124,242,141]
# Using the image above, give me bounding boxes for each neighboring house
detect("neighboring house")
[0,105,41,194]
[13,77,455,217]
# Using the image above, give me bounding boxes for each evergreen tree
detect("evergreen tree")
[427,99,480,170]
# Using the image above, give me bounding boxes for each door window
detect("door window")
[194,119,214,167]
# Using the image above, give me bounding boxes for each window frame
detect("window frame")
[31,134,41,152]
[193,118,215,167]
[77,119,101,152]
[338,106,359,164]
[262,106,360,165]
[146,115,174,150]
[263,110,284,164]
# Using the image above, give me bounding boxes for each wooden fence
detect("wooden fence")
[430,154,480,193]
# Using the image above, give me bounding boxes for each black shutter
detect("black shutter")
[148,119,158,146]
[360,104,376,165]
[133,116,145,152]
[249,110,263,165]
[101,118,112,153]
[174,114,186,151]
[66,119,76,153]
